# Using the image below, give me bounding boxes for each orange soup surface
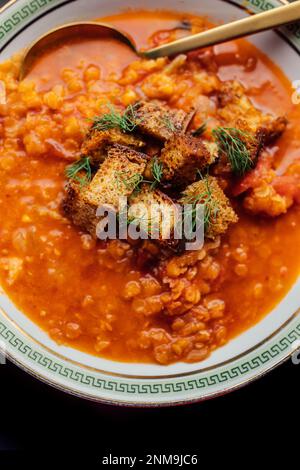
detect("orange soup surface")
[0,10,300,364]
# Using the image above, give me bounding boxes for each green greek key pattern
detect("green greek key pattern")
[246,0,275,11]
[244,0,275,12]
[1,320,300,394]
[0,0,55,40]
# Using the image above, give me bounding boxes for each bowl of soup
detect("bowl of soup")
[0,0,299,405]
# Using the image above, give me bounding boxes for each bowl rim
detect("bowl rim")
[0,0,299,406]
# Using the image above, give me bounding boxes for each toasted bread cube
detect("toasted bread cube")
[128,185,181,250]
[63,177,100,236]
[63,145,147,237]
[86,145,147,207]
[81,127,145,166]
[180,176,238,239]
[217,80,287,143]
[212,121,265,177]
[159,134,217,185]
[256,116,287,143]
[134,101,194,141]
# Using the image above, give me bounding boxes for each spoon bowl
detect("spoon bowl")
[19,1,300,80]
[19,21,141,80]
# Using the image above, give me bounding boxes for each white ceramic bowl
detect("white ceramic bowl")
[0,0,299,406]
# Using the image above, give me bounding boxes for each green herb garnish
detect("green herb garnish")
[181,175,219,233]
[65,156,92,187]
[192,122,207,137]
[212,126,254,176]
[114,170,144,193]
[115,158,163,194]
[161,114,177,132]
[92,103,140,133]
[150,157,164,189]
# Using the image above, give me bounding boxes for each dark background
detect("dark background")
[0,0,298,466]
[0,358,299,465]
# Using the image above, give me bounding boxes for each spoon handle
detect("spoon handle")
[144,2,300,58]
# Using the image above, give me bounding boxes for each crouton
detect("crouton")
[235,119,264,161]
[63,177,100,236]
[63,145,147,237]
[87,145,147,207]
[159,134,217,186]
[134,101,195,141]
[257,116,287,143]
[81,127,145,166]
[212,121,265,177]
[217,80,287,143]
[128,184,181,250]
[180,176,238,239]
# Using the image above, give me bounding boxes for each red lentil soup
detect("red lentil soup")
[0,10,300,365]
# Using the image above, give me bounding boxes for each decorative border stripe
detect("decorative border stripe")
[1,318,300,397]
[0,0,55,40]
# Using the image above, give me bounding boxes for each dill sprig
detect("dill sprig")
[114,170,144,193]
[150,157,164,189]
[181,175,219,233]
[92,103,140,133]
[212,126,254,176]
[115,160,163,194]
[65,156,92,187]
[161,114,177,132]
[191,122,207,137]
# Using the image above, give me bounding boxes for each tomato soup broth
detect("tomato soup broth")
[0,10,300,364]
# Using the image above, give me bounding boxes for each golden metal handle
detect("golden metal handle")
[144,1,300,58]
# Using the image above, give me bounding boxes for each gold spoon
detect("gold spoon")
[20,1,300,80]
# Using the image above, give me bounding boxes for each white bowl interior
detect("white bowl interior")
[0,0,299,377]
